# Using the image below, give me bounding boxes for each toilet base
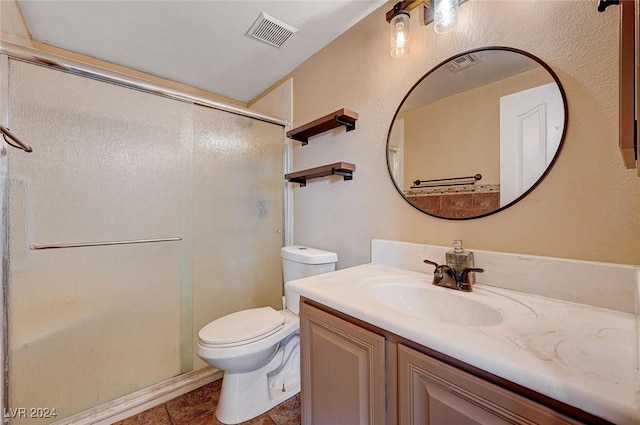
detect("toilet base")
[215,333,300,425]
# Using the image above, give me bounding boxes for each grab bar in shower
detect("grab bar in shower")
[0,125,33,153]
[29,237,182,250]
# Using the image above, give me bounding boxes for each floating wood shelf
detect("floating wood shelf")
[286,108,359,145]
[285,162,356,187]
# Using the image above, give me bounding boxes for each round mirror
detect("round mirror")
[386,47,568,219]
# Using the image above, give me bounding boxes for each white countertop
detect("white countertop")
[285,263,639,425]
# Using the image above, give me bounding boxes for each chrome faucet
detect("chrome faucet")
[423,259,484,292]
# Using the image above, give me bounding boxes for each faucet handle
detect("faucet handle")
[430,263,457,288]
[424,259,452,279]
[423,259,440,269]
[459,267,484,283]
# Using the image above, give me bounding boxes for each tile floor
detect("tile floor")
[114,379,301,425]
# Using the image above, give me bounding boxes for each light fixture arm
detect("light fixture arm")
[385,0,426,22]
[385,0,467,58]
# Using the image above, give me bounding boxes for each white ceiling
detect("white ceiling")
[17,0,387,103]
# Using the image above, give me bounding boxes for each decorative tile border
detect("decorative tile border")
[404,184,500,196]
[406,191,500,218]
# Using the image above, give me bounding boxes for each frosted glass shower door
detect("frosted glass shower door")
[193,106,284,365]
[5,60,193,423]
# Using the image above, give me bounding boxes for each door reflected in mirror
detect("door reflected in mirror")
[387,47,567,219]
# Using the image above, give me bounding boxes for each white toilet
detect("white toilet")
[196,245,338,424]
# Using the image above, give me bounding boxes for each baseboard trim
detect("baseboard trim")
[53,367,223,425]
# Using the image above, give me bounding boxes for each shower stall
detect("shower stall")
[0,45,287,424]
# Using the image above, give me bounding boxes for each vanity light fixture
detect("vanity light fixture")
[386,1,423,58]
[434,0,459,33]
[390,9,411,58]
[386,0,467,58]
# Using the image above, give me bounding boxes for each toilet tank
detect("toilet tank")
[281,245,337,284]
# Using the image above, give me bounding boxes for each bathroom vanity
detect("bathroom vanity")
[286,240,640,425]
[301,300,583,424]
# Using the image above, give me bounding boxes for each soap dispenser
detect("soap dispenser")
[446,240,476,284]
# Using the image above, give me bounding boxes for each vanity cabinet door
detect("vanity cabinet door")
[300,301,386,425]
[397,344,583,425]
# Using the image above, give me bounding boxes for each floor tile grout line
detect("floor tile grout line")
[163,404,175,425]
[182,409,215,425]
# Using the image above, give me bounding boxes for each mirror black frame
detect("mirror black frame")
[386,46,569,220]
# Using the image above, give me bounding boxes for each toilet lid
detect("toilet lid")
[199,307,285,347]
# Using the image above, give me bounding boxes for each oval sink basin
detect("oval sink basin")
[369,283,503,327]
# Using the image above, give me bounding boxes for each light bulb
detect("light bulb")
[396,26,406,46]
[390,11,410,58]
[434,0,458,34]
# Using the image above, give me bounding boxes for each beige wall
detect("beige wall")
[400,67,552,189]
[286,0,640,267]
[0,0,31,38]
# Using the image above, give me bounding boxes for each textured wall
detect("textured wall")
[0,0,30,38]
[287,0,640,267]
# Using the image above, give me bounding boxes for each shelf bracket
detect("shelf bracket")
[332,168,353,181]
[334,115,356,132]
[290,134,309,146]
[289,177,308,187]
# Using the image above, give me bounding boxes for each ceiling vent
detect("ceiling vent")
[247,12,298,48]
[446,53,481,72]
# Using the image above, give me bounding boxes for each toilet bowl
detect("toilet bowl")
[196,308,300,424]
[196,245,337,425]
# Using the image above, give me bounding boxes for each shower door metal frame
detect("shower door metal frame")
[0,40,291,424]
[0,41,288,127]
[0,53,10,425]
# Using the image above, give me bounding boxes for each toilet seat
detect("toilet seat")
[199,307,285,348]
